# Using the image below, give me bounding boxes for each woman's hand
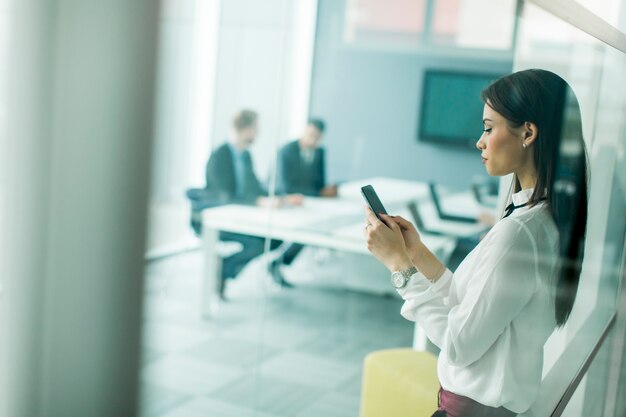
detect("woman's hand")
[389,215,423,260]
[364,207,413,272]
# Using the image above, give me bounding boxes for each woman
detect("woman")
[364,69,588,416]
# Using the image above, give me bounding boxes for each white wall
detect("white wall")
[146,0,221,256]
[151,0,221,201]
[310,0,513,189]
[210,0,318,188]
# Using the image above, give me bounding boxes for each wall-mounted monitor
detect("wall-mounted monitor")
[418,70,504,148]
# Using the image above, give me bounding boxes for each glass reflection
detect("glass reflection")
[140,1,625,416]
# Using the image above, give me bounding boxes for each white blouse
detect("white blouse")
[398,188,560,413]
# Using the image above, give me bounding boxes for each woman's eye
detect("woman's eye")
[483,128,492,134]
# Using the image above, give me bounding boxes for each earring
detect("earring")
[523,143,527,149]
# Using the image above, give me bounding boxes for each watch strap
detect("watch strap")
[398,266,417,279]
[391,266,418,289]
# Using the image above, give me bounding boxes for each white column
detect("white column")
[0,0,159,416]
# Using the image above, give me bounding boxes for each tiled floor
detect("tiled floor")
[139,249,414,417]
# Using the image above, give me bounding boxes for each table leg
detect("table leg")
[202,227,221,318]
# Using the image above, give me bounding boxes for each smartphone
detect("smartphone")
[361,185,388,221]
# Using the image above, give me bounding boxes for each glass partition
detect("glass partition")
[139,1,626,416]
[513,3,626,416]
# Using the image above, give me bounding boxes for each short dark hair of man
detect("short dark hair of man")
[308,118,325,133]
[233,109,258,131]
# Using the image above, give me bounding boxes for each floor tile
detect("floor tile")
[141,355,243,396]
[182,337,280,368]
[142,322,213,353]
[295,392,361,417]
[161,397,280,417]
[258,351,357,388]
[139,249,414,416]
[141,348,166,366]
[223,320,323,350]
[211,375,324,417]
[139,383,190,417]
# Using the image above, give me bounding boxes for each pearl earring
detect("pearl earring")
[523,143,527,149]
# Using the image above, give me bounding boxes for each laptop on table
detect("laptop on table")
[428,182,478,224]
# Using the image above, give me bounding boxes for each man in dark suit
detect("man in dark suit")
[270,119,337,284]
[205,109,302,298]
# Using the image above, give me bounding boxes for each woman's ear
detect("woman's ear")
[523,121,538,146]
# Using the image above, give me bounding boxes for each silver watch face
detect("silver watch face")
[391,272,406,288]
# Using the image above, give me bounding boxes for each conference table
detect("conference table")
[201,177,489,318]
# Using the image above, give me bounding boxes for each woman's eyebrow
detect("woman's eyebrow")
[482,118,493,123]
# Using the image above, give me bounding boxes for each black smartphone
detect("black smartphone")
[361,184,388,221]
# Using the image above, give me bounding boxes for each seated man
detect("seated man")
[269,118,338,285]
[205,109,301,298]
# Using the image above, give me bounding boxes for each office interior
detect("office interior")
[1,1,626,416]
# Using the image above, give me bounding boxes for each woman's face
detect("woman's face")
[476,104,526,177]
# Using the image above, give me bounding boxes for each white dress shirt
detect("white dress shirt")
[398,188,559,413]
[300,147,315,165]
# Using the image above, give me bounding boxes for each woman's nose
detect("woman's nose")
[476,136,485,151]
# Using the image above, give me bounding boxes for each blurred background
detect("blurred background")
[1,1,626,416]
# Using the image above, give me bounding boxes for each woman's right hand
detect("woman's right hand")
[388,215,423,258]
[389,215,446,283]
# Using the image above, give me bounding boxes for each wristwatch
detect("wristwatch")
[391,266,418,289]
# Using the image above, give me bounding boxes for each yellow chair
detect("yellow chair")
[359,348,439,417]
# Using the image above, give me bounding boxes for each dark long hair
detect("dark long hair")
[481,69,588,327]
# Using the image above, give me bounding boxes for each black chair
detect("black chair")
[185,188,221,236]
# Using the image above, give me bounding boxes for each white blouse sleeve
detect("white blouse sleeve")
[397,218,539,367]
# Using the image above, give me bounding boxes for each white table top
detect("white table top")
[202,178,492,255]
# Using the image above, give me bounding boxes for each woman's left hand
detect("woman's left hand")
[364,207,413,272]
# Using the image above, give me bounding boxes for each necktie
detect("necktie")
[502,197,546,218]
[240,152,253,195]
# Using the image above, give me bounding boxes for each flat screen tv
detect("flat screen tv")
[419,70,504,148]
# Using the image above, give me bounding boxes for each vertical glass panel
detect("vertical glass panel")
[432,0,517,50]
[0,0,7,330]
[344,0,426,45]
[347,0,426,34]
[432,0,460,42]
[513,2,626,415]
[344,0,516,53]
[140,0,626,416]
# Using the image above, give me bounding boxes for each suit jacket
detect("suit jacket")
[277,140,325,196]
[204,142,266,205]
